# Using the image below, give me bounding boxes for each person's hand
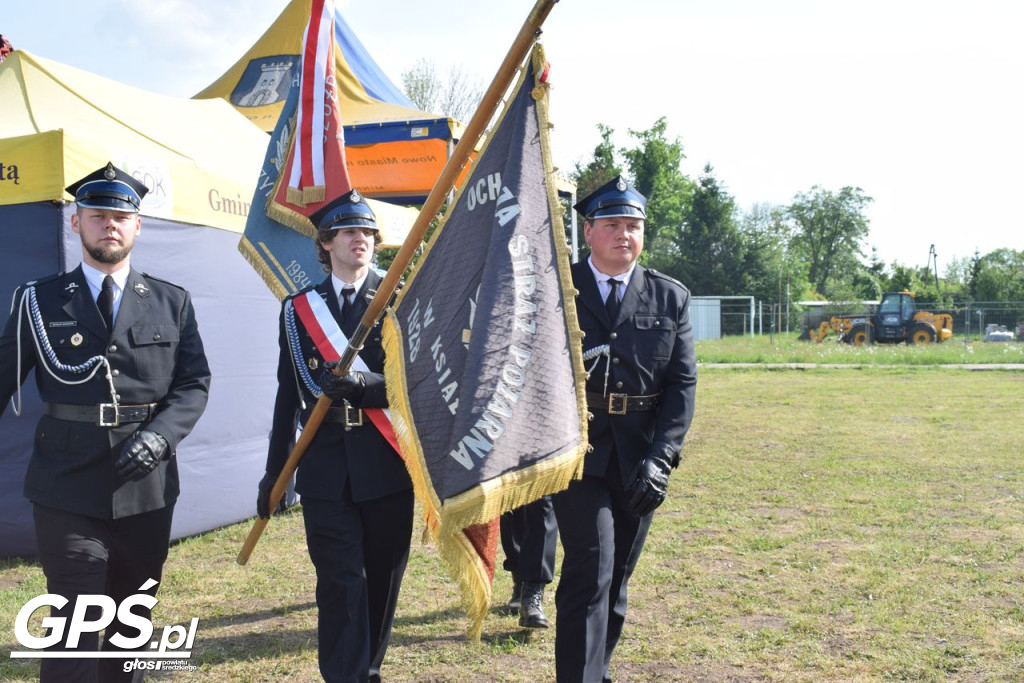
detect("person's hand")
[625,446,675,516]
[256,472,276,519]
[114,430,168,482]
[319,363,365,402]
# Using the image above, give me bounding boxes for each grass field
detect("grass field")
[2,350,1024,681]
[695,333,1024,365]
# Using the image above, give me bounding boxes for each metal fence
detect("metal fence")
[691,297,1024,341]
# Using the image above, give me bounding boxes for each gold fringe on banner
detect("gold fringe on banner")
[302,185,326,204]
[383,317,502,641]
[237,237,292,302]
[262,113,321,238]
[531,43,593,458]
[380,42,589,641]
[284,184,326,206]
[265,199,317,238]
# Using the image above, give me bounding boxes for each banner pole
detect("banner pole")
[236,0,560,565]
[237,395,331,564]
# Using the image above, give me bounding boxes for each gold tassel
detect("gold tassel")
[265,201,317,238]
[303,185,326,204]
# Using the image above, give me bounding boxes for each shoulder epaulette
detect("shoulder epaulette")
[284,284,319,302]
[140,272,187,291]
[645,268,686,290]
[21,272,66,288]
[9,272,65,315]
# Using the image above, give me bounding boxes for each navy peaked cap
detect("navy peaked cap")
[310,189,378,232]
[65,162,149,213]
[573,175,647,220]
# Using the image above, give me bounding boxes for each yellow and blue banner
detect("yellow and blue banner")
[238,0,416,300]
[194,0,463,203]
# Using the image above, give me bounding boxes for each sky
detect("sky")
[5,0,1022,270]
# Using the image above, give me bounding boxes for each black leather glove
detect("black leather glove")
[115,430,169,482]
[625,445,675,517]
[256,472,276,519]
[319,363,365,402]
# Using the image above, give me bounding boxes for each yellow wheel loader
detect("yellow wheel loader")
[800,291,953,345]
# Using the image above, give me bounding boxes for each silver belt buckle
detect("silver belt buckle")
[344,404,364,429]
[98,403,120,427]
[607,393,628,416]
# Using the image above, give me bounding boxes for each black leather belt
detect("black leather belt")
[45,402,157,428]
[586,392,660,415]
[322,405,364,428]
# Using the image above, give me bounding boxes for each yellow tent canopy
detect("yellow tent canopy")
[0,50,268,233]
[0,49,415,245]
[194,0,464,203]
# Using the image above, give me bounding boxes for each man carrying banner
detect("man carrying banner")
[256,190,414,683]
[553,176,698,682]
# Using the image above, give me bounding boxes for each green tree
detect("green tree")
[884,264,924,296]
[939,256,972,302]
[967,249,983,300]
[663,164,745,294]
[566,125,622,256]
[740,203,813,332]
[872,253,967,307]
[620,118,691,268]
[571,124,621,201]
[569,119,693,272]
[787,185,873,297]
[860,247,888,300]
[972,248,1024,301]
[740,203,811,303]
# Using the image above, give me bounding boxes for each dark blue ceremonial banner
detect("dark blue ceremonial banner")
[382,45,587,638]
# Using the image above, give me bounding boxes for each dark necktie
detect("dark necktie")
[98,275,116,330]
[605,278,621,324]
[340,285,356,331]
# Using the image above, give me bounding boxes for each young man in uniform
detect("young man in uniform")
[257,189,414,683]
[0,162,211,682]
[552,175,698,682]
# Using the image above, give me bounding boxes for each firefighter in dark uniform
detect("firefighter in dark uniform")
[0,162,211,683]
[500,495,557,628]
[256,189,414,683]
[552,176,698,682]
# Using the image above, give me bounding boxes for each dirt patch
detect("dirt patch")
[612,660,769,682]
[727,615,788,631]
[0,574,24,591]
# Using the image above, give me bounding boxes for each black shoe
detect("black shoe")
[519,582,549,629]
[506,577,522,611]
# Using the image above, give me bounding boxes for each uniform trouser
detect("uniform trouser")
[301,487,414,683]
[500,495,558,584]
[552,471,653,683]
[32,503,174,683]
